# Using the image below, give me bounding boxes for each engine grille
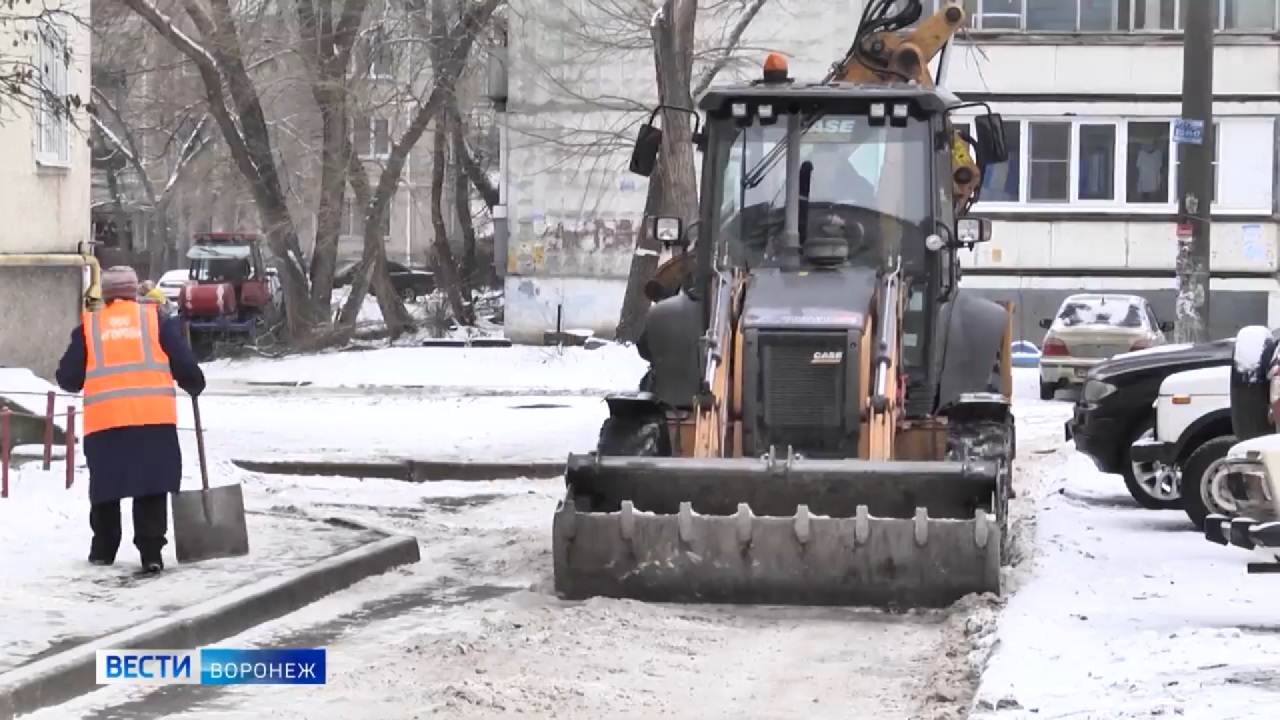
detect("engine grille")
[755,331,852,455]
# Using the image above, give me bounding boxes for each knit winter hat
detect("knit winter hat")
[101,266,140,301]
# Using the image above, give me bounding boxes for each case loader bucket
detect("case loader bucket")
[552,453,1002,608]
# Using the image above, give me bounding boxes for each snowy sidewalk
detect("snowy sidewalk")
[0,464,383,675]
[974,450,1280,720]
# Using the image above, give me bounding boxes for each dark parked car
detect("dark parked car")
[334,261,435,302]
[1066,340,1233,509]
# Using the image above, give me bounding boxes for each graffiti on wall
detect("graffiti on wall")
[510,213,640,278]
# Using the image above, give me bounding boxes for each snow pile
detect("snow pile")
[1232,325,1273,378]
[0,367,79,434]
[972,450,1280,719]
[0,464,380,674]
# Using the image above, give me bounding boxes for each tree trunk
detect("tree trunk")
[431,115,475,325]
[615,0,699,343]
[451,114,479,287]
[337,141,416,335]
[309,92,348,311]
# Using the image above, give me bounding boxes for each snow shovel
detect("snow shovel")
[172,396,250,563]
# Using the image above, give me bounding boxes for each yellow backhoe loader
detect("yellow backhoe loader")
[554,0,1017,608]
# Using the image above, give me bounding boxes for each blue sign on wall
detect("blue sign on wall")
[1173,118,1205,145]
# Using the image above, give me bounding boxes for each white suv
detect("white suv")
[1137,365,1235,530]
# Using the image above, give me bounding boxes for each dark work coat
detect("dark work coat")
[55,301,207,504]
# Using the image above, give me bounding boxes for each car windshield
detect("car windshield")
[1054,297,1145,329]
[712,113,930,269]
[190,257,254,283]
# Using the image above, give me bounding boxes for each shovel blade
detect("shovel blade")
[171,483,250,563]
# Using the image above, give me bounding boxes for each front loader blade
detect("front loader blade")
[552,454,1002,608]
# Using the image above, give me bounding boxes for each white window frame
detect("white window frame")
[959,0,1280,32]
[35,19,70,168]
[353,116,391,160]
[957,116,1241,214]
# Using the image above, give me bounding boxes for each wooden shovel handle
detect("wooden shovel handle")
[192,396,210,491]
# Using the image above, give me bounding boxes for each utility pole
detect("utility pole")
[1173,0,1215,344]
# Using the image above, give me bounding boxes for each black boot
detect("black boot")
[88,555,114,567]
[140,558,164,574]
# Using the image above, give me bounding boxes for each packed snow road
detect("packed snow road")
[26,356,1067,719]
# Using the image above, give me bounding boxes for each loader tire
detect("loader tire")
[946,418,1014,564]
[597,414,671,457]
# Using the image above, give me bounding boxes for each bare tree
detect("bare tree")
[613,0,769,341]
[335,0,500,331]
[108,0,499,343]
[501,0,768,340]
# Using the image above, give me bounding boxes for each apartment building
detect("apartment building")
[500,0,1280,343]
[942,0,1280,341]
[0,3,94,378]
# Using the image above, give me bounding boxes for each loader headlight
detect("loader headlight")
[1082,380,1116,403]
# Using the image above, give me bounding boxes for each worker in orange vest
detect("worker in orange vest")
[55,266,206,575]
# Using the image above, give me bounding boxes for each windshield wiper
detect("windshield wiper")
[741,113,826,189]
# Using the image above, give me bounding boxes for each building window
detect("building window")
[1131,0,1178,29]
[1126,121,1170,204]
[961,116,1263,212]
[959,0,1279,31]
[341,199,391,239]
[1223,0,1277,30]
[353,117,391,159]
[964,0,1024,29]
[361,29,395,79]
[1027,122,1071,202]
[35,20,70,167]
[1077,124,1116,200]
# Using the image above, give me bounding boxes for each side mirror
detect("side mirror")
[629,123,662,177]
[1038,318,1053,330]
[955,217,992,246]
[1160,321,1175,332]
[650,216,687,250]
[973,114,1010,166]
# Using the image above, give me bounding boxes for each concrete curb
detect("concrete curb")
[231,458,565,482]
[0,531,421,719]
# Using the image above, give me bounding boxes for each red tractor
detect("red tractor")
[177,232,283,359]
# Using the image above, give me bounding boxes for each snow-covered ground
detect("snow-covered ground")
[24,346,1272,720]
[973,452,1280,720]
[0,466,380,675]
[23,367,1071,720]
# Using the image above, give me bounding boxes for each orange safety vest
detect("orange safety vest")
[82,300,178,435]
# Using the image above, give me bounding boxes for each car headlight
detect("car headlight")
[1082,380,1116,403]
